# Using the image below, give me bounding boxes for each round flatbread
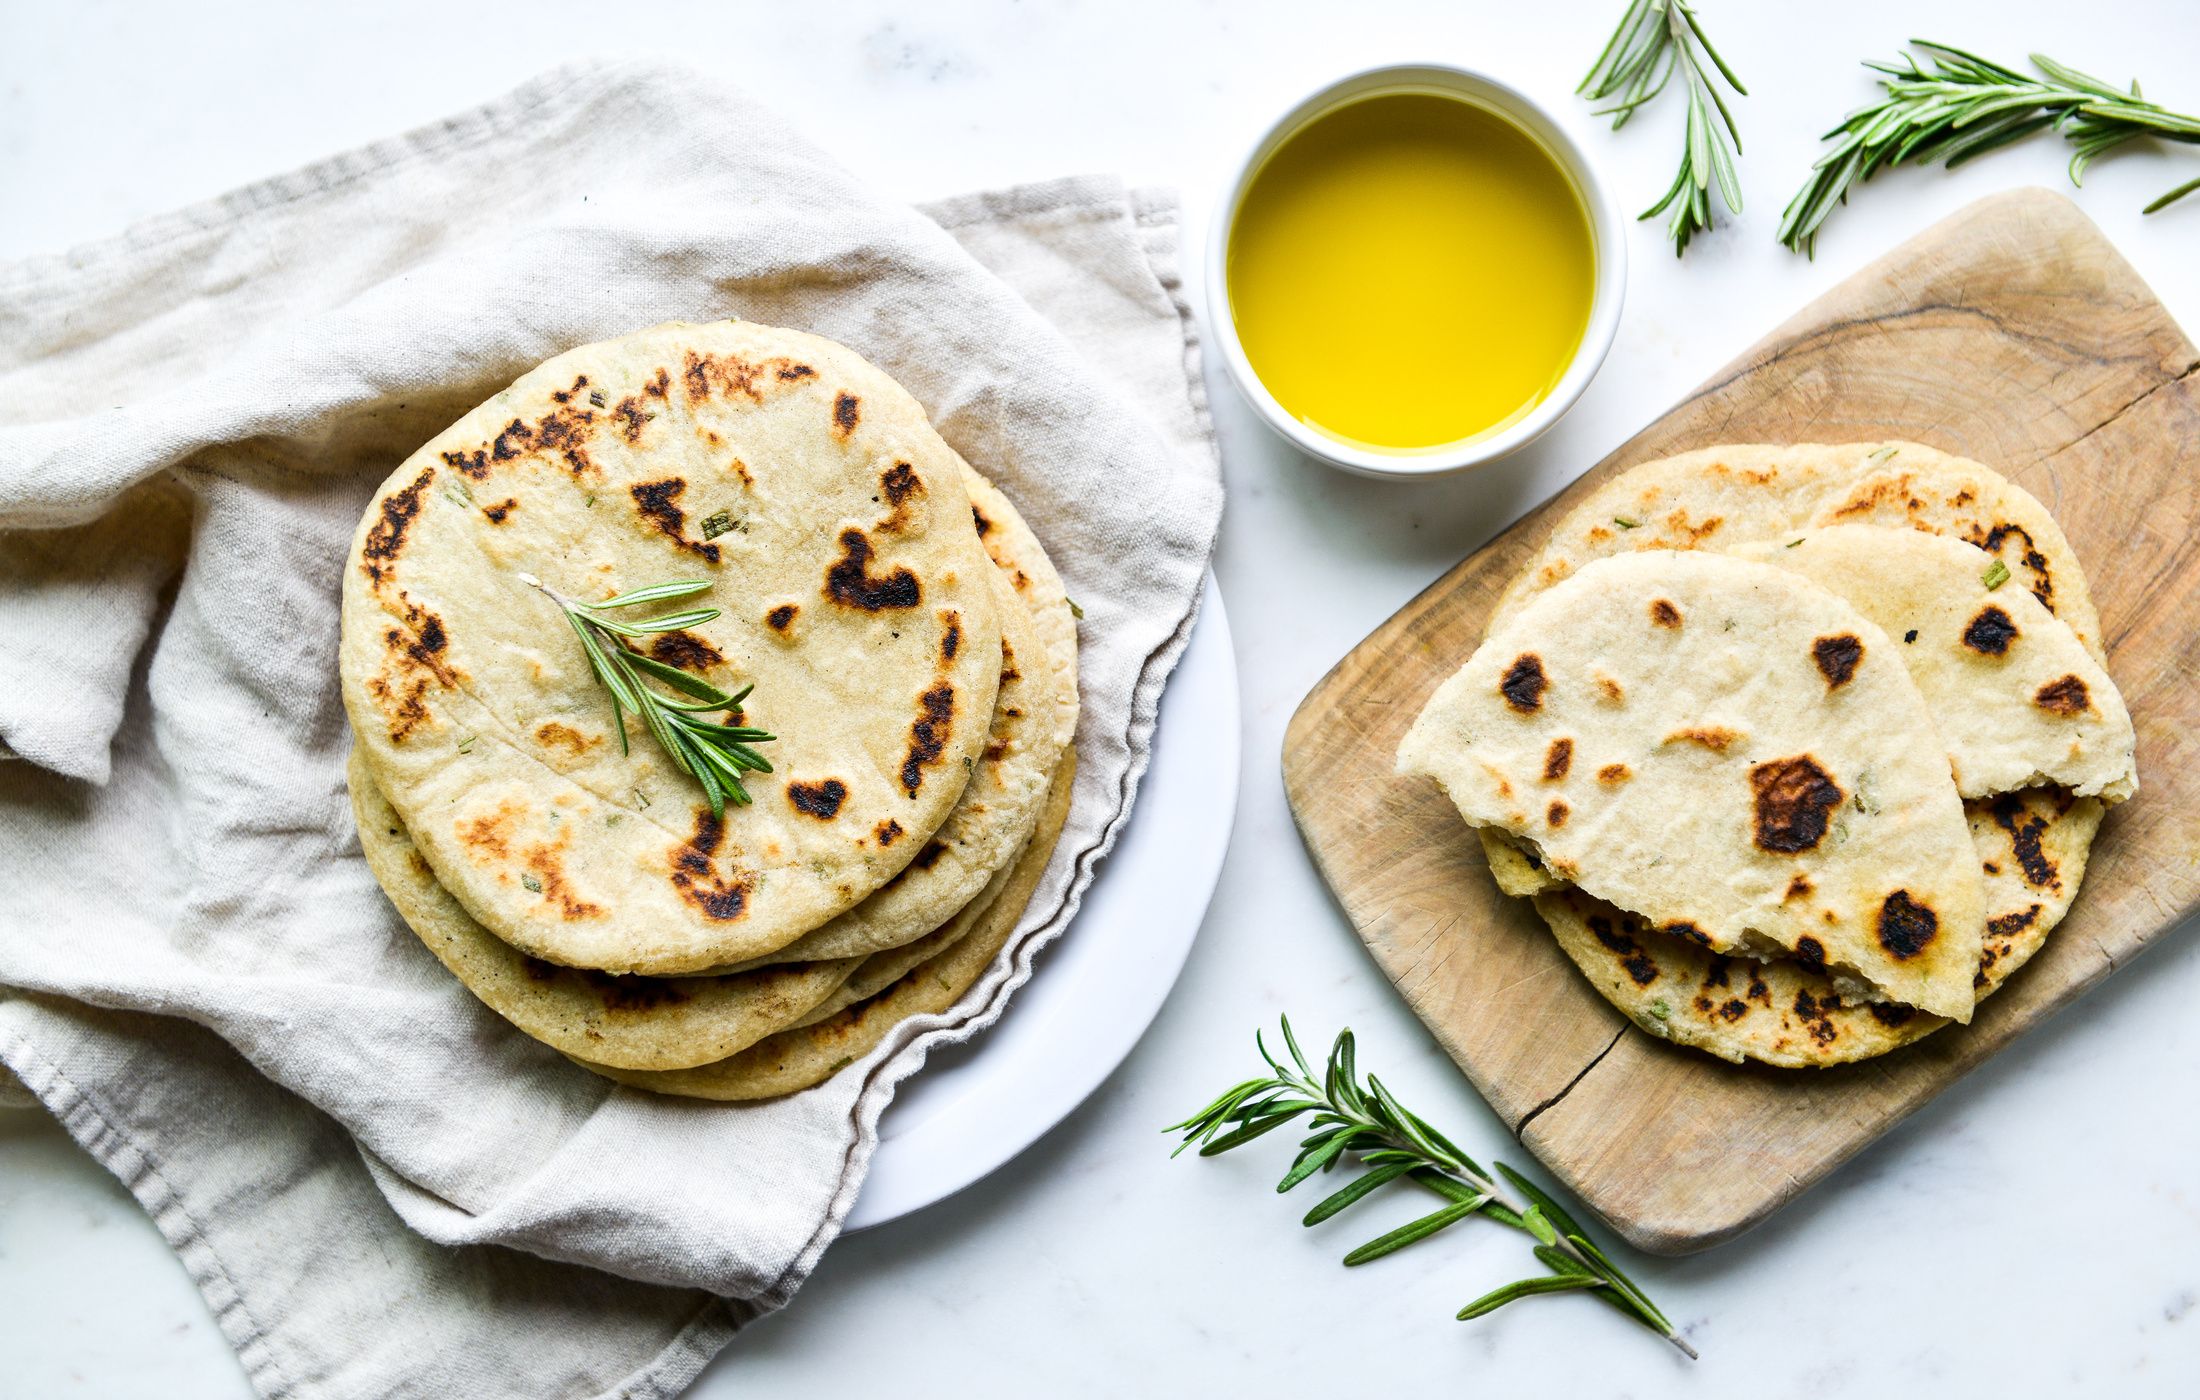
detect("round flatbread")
[1733,526,2133,803]
[1401,550,1986,1021]
[728,562,1065,966]
[1491,442,2105,660]
[340,320,1003,973]
[1536,787,2102,1066]
[578,750,1075,1100]
[348,748,860,1071]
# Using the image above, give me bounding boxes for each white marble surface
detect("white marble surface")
[6,1,2200,1394]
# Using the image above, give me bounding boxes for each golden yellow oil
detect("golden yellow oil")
[1226,90,1596,452]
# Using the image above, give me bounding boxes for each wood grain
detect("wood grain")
[1282,189,2200,1255]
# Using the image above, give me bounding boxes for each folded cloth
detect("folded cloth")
[0,60,1221,1399]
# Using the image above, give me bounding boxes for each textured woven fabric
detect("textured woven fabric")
[0,60,1219,1400]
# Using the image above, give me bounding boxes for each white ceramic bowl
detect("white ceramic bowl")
[1207,63,1628,480]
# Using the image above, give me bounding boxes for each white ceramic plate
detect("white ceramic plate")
[845,574,1239,1229]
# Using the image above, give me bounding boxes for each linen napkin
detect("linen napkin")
[0,60,1221,1399]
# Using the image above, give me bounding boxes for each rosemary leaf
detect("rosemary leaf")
[1343,1198,1487,1266]
[1457,1273,1608,1320]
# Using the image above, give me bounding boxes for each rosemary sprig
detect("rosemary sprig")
[519,574,775,817]
[1166,1018,1696,1358]
[1781,41,2200,256]
[1580,0,1747,256]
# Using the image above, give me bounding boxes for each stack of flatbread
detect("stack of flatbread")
[1398,443,2137,1067]
[338,321,1080,1099]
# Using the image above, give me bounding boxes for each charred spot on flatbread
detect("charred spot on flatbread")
[1785,873,1814,903]
[833,392,861,437]
[1500,654,1547,713]
[629,479,721,563]
[971,505,993,538]
[1587,914,1658,986]
[825,528,921,611]
[1794,935,1826,972]
[1972,521,2058,613]
[1867,1002,1917,1028]
[940,610,963,662]
[648,630,722,671]
[362,466,435,585]
[1749,755,1843,853]
[1547,800,1570,828]
[1962,605,2018,655]
[1989,794,2060,890]
[1876,890,1938,958]
[1543,738,1574,781]
[765,603,799,633]
[899,683,956,795]
[786,779,849,820]
[2034,675,2091,715]
[1812,633,1863,688]
[874,819,904,847]
[482,498,517,524]
[1597,762,1631,786]
[668,811,751,921]
[1649,599,1683,628]
[909,840,949,871]
[1661,921,1711,947]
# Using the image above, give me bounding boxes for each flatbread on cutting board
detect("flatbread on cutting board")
[580,750,1076,1100]
[1488,441,2105,659]
[1479,440,2117,899]
[1733,526,2134,803]
[341,320,1004,974]
[1536,787,2103,1066]
[348,748,859,1072]
[1401,550,1987,1021]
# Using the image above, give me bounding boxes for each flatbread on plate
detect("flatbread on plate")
[348,747,859,1071]
[341,320,1003,973]
[580,751,1075,1100]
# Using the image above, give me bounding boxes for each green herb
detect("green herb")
[1614,515,1642,530]
[520,873,543,893]
[1580,0,1747,255]
[1781,41,2200,256]
[700,510,736,541]
[1866,444,1902,464]
[1982,559,2011,590]
[1785,538,1803,548]
[456,734,477,754]
[1067,597,1085,620]
[520,574,776,818]
[1167,1018,1696,1357]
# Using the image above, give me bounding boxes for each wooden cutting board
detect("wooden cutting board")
[1282,189,2200,1255]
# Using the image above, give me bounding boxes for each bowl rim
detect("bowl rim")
[1205,61,1629,480]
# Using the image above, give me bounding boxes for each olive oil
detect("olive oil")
[1226,91,1596,452]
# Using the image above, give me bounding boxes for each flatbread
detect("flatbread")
[1400,550,1986,1020]
[1489,441,2105,660]
[727,563,1065,966]
[961,458,1081,753]
[1536,787,2102,1066]
[347,748,860,1071]
[1479,440,2114,897]
[1733,526,2134,802]
[579,750,1075,1100]
[340,320,1003,973]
